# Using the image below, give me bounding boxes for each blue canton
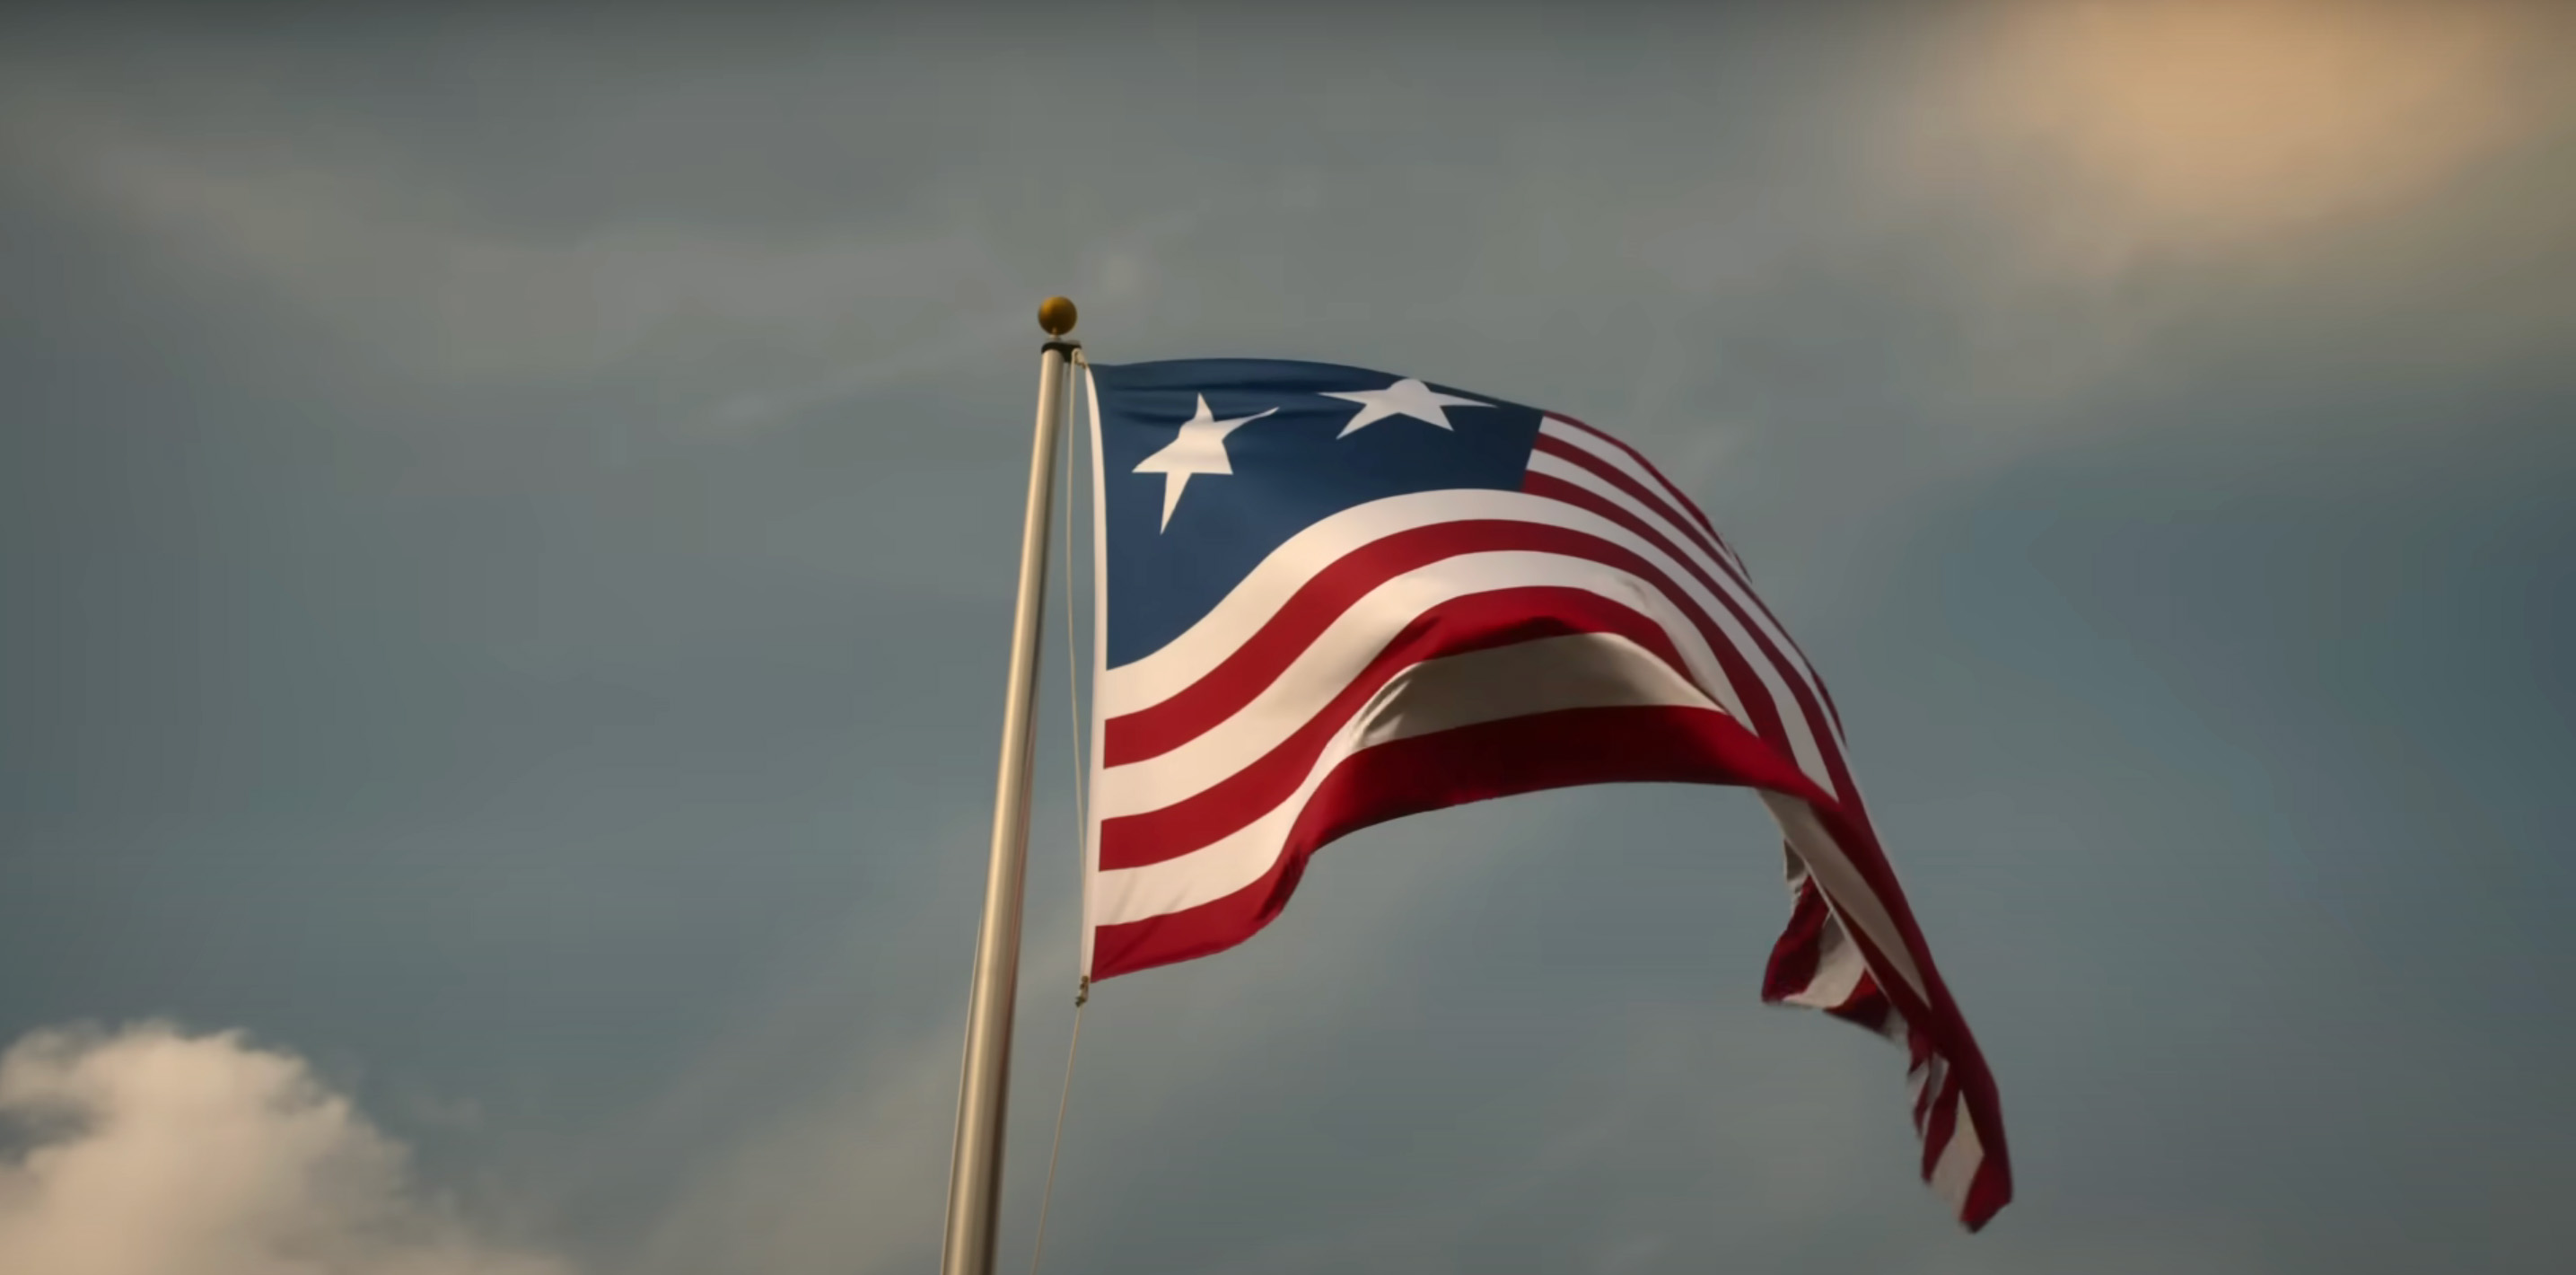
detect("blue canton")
[1090,358,1545,667]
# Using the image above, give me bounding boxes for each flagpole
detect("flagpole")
[940,297,1080,1275]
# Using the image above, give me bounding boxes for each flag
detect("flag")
[1076,357,2011,1229]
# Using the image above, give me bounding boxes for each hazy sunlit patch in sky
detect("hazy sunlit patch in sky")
[1905,0,2566,264]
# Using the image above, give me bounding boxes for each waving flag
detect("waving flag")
[1077,358,2011,1229]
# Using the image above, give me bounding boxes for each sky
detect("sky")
[2,2,2572,1272]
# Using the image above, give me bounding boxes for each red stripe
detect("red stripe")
[1514,473,1823,783]
[1816,887,2010,1229]
[1546,413,1849,741]
[1098,587,1695,870]
[1093,702,1807,978]
[1761,877,1833,1002]
[1964,1152,2011,1232]
[1763,887,1897,1036]
[1827,973,1896,1037]
[1545,412,1725,545]
[1532,432,1827,721]
[1094,698,2013,1229]
[1533,434,1742,583]
[1103,518,1784,772]
[1574,444,1906,1112]
[1526,471,1860,807]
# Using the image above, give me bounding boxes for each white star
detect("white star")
[1132,394,1278,532]
[1321,377,1485,438]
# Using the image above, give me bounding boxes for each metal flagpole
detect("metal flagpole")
[940,296,1081,1275]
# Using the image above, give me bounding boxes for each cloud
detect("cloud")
[1899,0,2571,266]
[1748,0,2576,447]
[0,1023,573,1275]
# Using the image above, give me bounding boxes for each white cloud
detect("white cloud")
[0,1023,573,1275]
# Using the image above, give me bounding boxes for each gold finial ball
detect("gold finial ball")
[1038,295,1079,337]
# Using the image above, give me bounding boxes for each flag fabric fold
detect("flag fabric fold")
[1078,357,2011,1229]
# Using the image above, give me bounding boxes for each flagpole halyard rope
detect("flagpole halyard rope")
[1025,997,1084,1275]
[1026,347,1093,1275]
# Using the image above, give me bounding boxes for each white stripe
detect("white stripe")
[1758,790,1928,1000]
[1100,488,1499,705]
[1789,865,1915,1041]
[1538,418,1743,575]
[1529,453,1839,792]
[1537,455,1876,817]
[1093,633,1713,926]
[1098,490,1646,705]
[1928,1092,1984,1209]
[1093,551,1745,820]
[1911,1053,1947,1114]
[1780,911,1870,1009]
[1098,488,1835,796]
[1529,448,1842,753]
